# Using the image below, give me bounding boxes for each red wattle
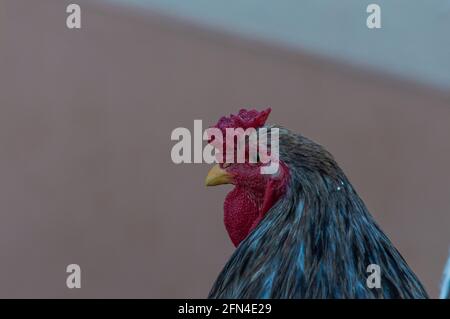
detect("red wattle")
[223,188,260,247]
[210,108,290,247]
[223,178,285,247]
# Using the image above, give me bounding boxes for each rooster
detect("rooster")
[205,108,429,298]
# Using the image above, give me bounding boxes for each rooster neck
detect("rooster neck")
[209,172,429,299]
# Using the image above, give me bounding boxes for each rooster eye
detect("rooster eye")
[222,163,232,169]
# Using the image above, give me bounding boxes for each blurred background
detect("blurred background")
[0,0,449,298]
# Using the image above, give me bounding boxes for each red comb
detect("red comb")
[213,108,271,133]
[207,108,272,162]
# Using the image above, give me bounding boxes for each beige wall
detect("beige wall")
[0,0,449,297]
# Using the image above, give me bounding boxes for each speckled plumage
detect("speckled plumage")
[209,126,429,299]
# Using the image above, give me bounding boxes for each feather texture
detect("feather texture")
[209,126,428,298]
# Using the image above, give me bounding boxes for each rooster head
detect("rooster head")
[205,109,429,299]
[205,108,289,246]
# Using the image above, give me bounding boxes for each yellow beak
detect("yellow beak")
[205,164,233,186]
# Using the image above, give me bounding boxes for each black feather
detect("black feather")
[209,126,428,298]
